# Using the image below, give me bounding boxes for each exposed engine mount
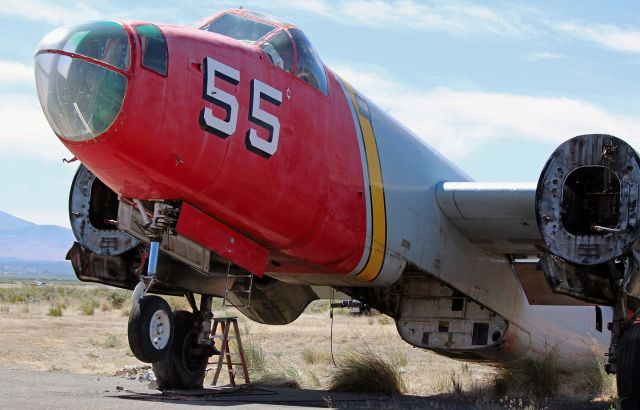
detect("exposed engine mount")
[69,165,139,256]
[66,164,318,325]
[536,134,640,266]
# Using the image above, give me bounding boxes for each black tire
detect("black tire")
[617,324,640,409]
[128,295,173,363]
[153,310,209,390]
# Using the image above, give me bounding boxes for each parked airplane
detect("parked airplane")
[34,8,640,407]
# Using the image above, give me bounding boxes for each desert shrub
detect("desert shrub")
[242,339,266,372]
[252,365,302,388]
[107,291,127,309]
[165,295,191,311]
[329,345,406,394]
[388,349,408,368]
[302,347,324,364]
[101,335,119,348]
[80,299,100,316]
[494,352,560,397]
[307,300,330,314]
[377,315,392,325]
[47,305,63,317]
[306,370,321,387]
[579,356,616,398]
[435,370,466,394]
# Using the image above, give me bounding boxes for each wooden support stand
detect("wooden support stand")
[210,317,250,386]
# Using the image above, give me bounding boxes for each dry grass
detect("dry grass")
[47,304,63,317]
[0,284,618,405]
[301,347,330,364]
[494,352,561,398]
[242,337,266,372]
[329,344,406,394]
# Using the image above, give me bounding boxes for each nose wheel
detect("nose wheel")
[128,295,174,363]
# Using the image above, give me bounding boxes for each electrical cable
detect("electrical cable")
[329,287,337,367]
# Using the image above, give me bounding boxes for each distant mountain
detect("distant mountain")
[0,210,33,231]
[0,211,75,278]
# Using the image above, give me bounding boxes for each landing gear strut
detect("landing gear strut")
[127,202,178,363]
[605,255,640,410]
[124,201,217,389]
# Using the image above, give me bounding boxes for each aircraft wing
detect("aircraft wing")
[436,182,543,257]
[436,182,597,306]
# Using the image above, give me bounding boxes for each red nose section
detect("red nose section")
[37,20,368,276]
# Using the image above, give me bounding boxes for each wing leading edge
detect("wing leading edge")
[436,182,543,257]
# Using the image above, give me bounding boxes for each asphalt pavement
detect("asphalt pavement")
[0,366,610,409]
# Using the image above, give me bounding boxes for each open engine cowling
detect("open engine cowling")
[536,134,640,266]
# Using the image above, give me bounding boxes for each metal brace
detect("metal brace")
[132,201,179,302]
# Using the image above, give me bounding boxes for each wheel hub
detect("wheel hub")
[149,310,171,350]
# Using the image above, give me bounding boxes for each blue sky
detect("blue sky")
[0,0,639,227]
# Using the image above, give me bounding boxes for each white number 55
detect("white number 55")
[199,57,283,158]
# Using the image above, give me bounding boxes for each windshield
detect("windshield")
[36,21,130,70]
[202,13,276,43]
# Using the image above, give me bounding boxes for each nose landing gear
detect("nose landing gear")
[125,201,217,389]
[152,310,211,390]
[128,295,174,362]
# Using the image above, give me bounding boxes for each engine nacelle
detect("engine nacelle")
[536,134,640,265]
[69,164,139,256]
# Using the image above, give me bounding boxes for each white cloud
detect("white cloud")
[525,52,563,61]
[555,22,640,54]
[339,0,525,37]
[234,0,528,37]
[0,92,73,161]
[0,61,33,84]
[335,65,640,159]
[0,0,104,25]
[0,0,184,25]
[241,0,640,54]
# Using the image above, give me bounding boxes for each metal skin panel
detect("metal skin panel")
[175,203,268,277]
[51,20,368,278]
[361,97,610,367]
[436,182,542,255]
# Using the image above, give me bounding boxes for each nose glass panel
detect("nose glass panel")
[37,21,130,70]
[35,53,127,141]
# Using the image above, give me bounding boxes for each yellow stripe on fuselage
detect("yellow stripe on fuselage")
[343,81,387,282]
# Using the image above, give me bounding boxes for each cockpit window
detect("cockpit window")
[245,10,290,26]
[261,30,294,73]
[202,13,276,43]
[37,21,130,70]
[289,29,328,95]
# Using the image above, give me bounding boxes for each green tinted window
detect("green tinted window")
[261,30,294,73]
[203,13,276,43]
[290,29,328,95]
[135,24,168,75]
[38,21,130,70]
[34,53,127,141]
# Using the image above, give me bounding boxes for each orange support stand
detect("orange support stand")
[210,317,250,386]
